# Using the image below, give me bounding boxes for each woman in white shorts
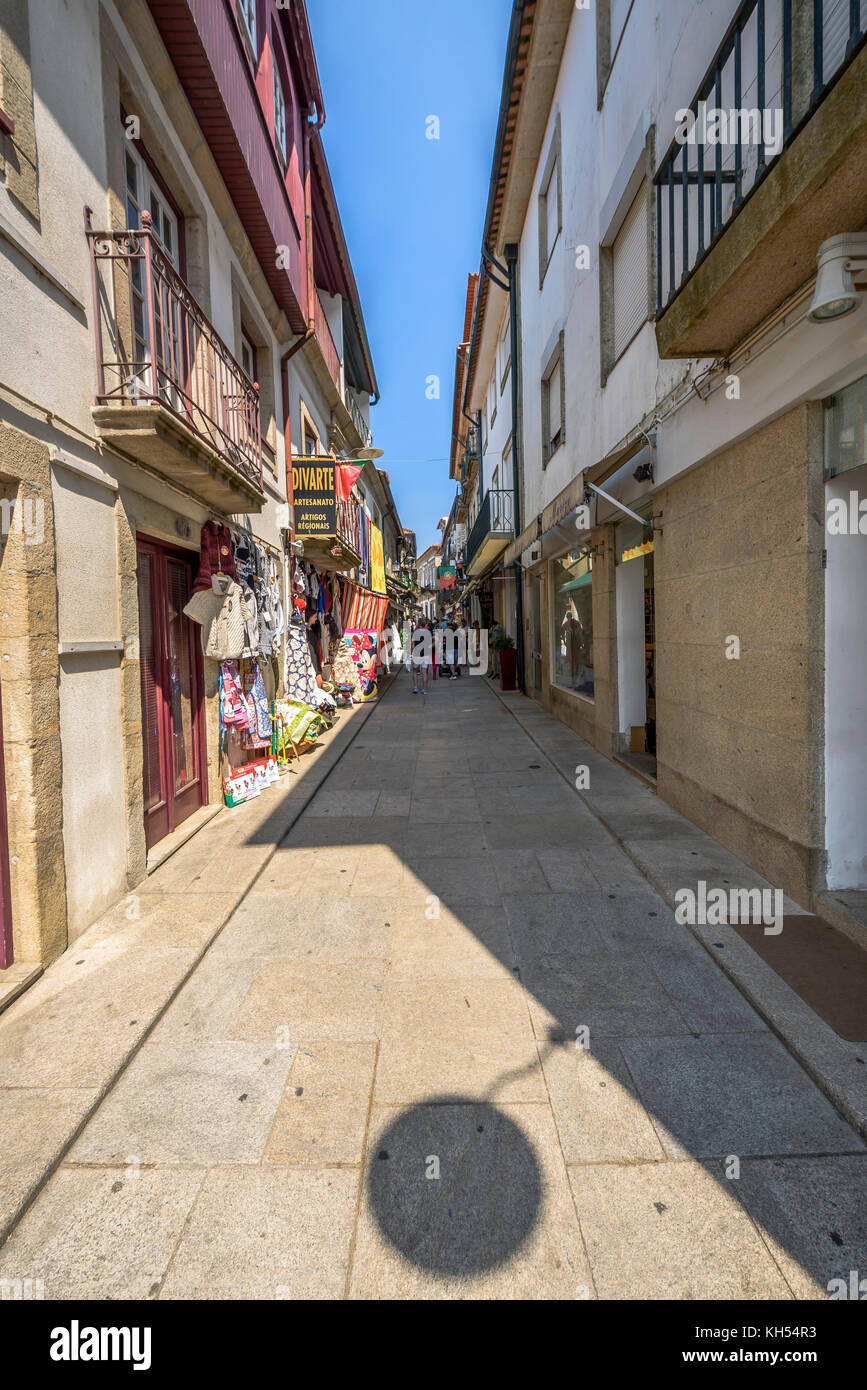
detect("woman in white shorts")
[411,624,431,694]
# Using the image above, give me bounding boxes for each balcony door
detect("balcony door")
[136,537,207,851]
[124,141,184,412]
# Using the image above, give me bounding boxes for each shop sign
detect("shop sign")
[292,462,337,537]
[621,539,655,564]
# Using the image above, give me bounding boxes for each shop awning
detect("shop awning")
[502,430,653,568]
[560,572,593,591]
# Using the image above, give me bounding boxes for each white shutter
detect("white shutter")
[545,161,560,259]
[548,362,562,443]
[612,182,648,360]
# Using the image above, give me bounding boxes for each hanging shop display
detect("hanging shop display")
[370,523,386,596]
[182,505,396,810]
[341,629,380,702]
[341,579,388,632]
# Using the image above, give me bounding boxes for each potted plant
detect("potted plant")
[492,631,518,691]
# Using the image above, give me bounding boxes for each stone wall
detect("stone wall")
[654,403,826,906]
[0,423,68,965]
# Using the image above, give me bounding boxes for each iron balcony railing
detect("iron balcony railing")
[86,211,262,490]
[344,385,372,447]
[655,0,867,312]
[465,488,514,573]
[336,496,361,555]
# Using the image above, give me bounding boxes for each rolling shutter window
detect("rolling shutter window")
[612,181,648,360]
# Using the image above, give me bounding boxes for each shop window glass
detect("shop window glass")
[825,373,867,477]
[552,548,594,696]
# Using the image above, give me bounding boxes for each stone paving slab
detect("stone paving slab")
[230,958,386,1043]
[374,1035,547,1106]
[0,1167,207,1299]
[618,1033,865,1158]
[158,1167,359,1300]
[735,1155,867,1299]
[68,1041,294,1165]
[540,1039,666,1164]
[569,1159,792,1300]
[0,1087,99,1235]
[263,1042,377,1166]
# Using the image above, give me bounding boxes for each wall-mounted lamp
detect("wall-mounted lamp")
[809,234,867,322]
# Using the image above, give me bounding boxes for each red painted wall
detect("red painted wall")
[148,0,309,330]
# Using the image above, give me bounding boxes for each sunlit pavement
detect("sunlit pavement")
[1,673,865,1299]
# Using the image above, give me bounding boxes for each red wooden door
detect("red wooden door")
[0,677,13,969]
[136,538,207,850]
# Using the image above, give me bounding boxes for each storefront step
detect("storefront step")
[815,891,867,954]
[146,805,226,877]
[0,964,42,1019]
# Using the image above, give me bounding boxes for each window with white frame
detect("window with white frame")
[489,368,497,427]
[274,66,287,166]
[498,312,511,391]
[598,0,635,104]
[611,180,648,360]
[538,116,562,285]
[240,329,257,385]
[542,332,565,467]
[301,403,321,457]
[237,0,257,58]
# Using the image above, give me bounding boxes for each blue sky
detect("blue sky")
[307,0,512,553]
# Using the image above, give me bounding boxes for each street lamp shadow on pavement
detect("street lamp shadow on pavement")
[240,674,867,1294]
[367,1096,542,1276]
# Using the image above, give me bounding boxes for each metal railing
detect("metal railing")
[315,293,342,390]
[344,385,372,447]
[465,488,514,572]
[655,0,867,311]
[86,212,262,490]
[336,496,360,554]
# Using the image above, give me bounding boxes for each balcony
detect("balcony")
[308,294,372,454]
[465,489,514,577]
[344,386,372,449]
[87,215,264,513]
[314,294,342,391]
[655,0,867,357]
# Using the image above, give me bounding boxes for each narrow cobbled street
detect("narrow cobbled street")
[1,674,864,1300]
